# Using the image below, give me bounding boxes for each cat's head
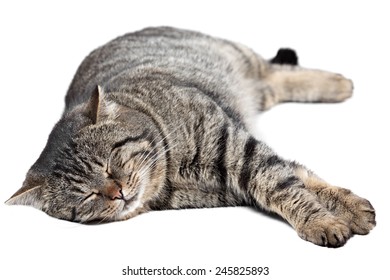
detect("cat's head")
[6,86,166,223]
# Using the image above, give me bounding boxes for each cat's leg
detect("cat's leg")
[293,163,376,235]
[255,52,353,110]
[158,129,370,247]
[236,145,376,246]
[225,135,354,247]
[148,164,353,247]
[146,114,373,246]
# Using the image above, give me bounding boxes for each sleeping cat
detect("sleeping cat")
[6,27,375,247]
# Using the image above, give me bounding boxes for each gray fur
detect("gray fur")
[6,27,375,247]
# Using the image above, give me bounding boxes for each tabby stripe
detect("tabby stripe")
[188,116,204,176]
[290,194,305,216]
[61,148,74,161]
[70,207,77,221]
[266,155,285,167]
[67,161,89,177]
[275,176,302,191]
[266,178,304,210]
[65,174,85,184]
[52,171,62,178]
[238,136,258,192]
[78,156,93,172]
[214,122,228,186]
[92,158,104,167]
[291,191,301,204]
[112,129,148,150]
[168,75,244,126]
[216,188,229,205]
[53,163,88,179]
[249,155,284,187]
[71,187,88,195]
[302,206,321,225]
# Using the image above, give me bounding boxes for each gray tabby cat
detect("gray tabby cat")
[6,27,375,247]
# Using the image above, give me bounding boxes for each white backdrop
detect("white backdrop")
[0,1,388,279]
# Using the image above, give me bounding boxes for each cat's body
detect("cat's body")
[6,27,375,247]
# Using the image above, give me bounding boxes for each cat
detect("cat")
[6,27,375,247]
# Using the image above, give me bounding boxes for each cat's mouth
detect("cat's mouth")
[118,188,144,216]
[114,181,146,221]
[124,191,139,206]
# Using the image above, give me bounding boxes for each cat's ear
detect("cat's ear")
[85,85,119,124]
[85,85,103,124]
[5,172,45,209]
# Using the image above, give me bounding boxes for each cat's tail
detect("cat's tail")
[270,48,298,65]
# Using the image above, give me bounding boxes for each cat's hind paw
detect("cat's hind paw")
[318,73,353,103]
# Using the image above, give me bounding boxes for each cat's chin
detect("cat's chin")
[115,188,145,221]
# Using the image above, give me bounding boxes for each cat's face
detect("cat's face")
[6,87,166,222]
[44,123,157,223]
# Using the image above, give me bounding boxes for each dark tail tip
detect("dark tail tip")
[270,48,298,65]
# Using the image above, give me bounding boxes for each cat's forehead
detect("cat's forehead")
[76,121,126,140]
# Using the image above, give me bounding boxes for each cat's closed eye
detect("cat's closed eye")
[104,166,112,178]
[83,191,100,203]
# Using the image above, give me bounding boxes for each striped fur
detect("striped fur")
[6,27,375,247]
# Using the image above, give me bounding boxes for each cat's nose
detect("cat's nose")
[104,184,124,200]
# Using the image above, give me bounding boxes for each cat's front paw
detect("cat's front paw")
[339,192,376,235]
[318,186,376,235]
[297,215,351,247]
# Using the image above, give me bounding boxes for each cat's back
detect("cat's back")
[65,27,262,118]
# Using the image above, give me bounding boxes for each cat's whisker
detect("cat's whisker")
[92,205,118,225]
[78,211,95,225]
[136,139,174,173]
[100,208,115,224]
[138,144,169,173]
[142,141,177,170]
[138,142,178,179]
[136,123,184,170]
